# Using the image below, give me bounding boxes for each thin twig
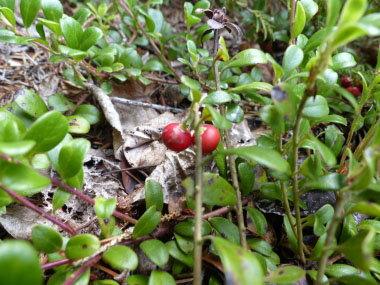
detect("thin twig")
[42,258,71,270]
[111,97,184,113]
[63,254,102,285]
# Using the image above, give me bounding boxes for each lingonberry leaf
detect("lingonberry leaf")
[65,234,100,260]
[32,224,63,253]
[20,0,41,28]
[103,245,138,271]
[140,239,169,267]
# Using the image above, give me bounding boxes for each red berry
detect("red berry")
[194,124,220,154]
[346,86,361,97]
[341,76,353,88]
[356,82,363,92]
[162,123,191,152]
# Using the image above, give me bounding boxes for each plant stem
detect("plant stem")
[119,0,181,81]
[0,184,77,236]
[193,102,204,285]
[63,254,102,285]
[316,192,347,284]
[290,0,297,44]
[213,58,247,249]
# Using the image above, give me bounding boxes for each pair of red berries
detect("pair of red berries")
[341,76,362,97]
[162,123,220,154]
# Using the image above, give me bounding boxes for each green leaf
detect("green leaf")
[125,275,149,285]
[0,160,50,196]
[60,16,83,50]
[79,27,103,51]
[0,0,15,11]
[32,224,62,253]
[67,115,91,134]
[140,239,169,267]
[0,7,15,27]
[224,49,267,70]
[59,138,90,179]
[284,215,298,252]
[180,75,201,102]
[303,95,329,118]
[0,140,35,156]
[94,197,116,219]
[174,233,193,254]
[326,0,342,31]
[133,206,161,238]
[24,111,68,153]
[247,238,272,256]
[31,153,50,169]
[94,280,119,285]
[303,173,345,191]
[338,0,367,27]
[0,189,12,207]
[302,137,337,166]
[282,45,304,72]
[349,202,380,217]
[141,57,164,72]
[73,104,101,125]
[145,179,163,212]
[238,162,255,196]
[266,53,283,81]
[226,103,244,124]
[260,105,285,135]
[211,236,264,284]
[65,234,100,260]
[15,89,47,118]
[300,0,318,21]
[202,173,237,206]
[331,24,366,51]
[202,91,231,104]
[338,228,375,271]
[204,105,232,130]
[245,207,268,236]
[303,29,326,53]
[332,52,357,70]
[20,0,41,28]
[325,264,360,278]
[228,82,273,94]
[311,114,347,126]
[73,7,91,25]
[47,93,74,112]
[0,240,42,285]
[210,217,240,245]
[174,218,211,237]
[103,245,138,271]
[52,188,70,212]
[42,0,62,22]
[148,271,175,285]
[266,266,305,284]
[293,2,306,39]
[220,146,291,175]
[165,240,194,268]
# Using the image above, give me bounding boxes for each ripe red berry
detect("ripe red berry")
[341,76,353,88]
[192,124,221,154]
[162,123,191,152]
[346,86,361,98]
[356,82,363,92]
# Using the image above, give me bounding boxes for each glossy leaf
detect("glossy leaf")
[0,240,42,285]
[0,160,50,196]
[326,0,342,31]
[303,173,345,191]
[165,240,194,268]
[94,197,116,219]
[338,0,367,27]
[332,52,357,70]
[238,162,255,195]
[174,218,211,237]
[47,93,74,112]
[103,245,138,271]
[266,266,305,284]
[58,138,90,179]
[79,27,103,51]
[245,207,268,236]
[260,105,285,135]
[148,271,175,285]
[205,105,232,130]
[211,237,264,285]
[0,0,15,11]
[293,2,306,39]
[226,103,244,123]
[60,16,83,50]
[210,217,240,244]
[203,91,231,104]
[67,115,91,134]
[248,238,272,257]
[303,95,329,118]
[228,82,273,94]
[145,179,164,212]
[32,224,62,253]
[42,0,62,22]
[24,111,68,153]
[73,104,101,125]
[174,233,193,254]
[133,206,161,238]
[15,89,47,118]
[284,215,298,252]
[300,0,318,21]
[125,275,149,285]
[0,7,15,27]
[220,146,291,175]
[65,234,100,260]
[224,49,267,69]
[0,140,35,156]
[140,239,169,267]
[331,24,366,51]
[282,45,304,72]
[302,137,337,166]
[20,0,41,28]
[202,173,237,206]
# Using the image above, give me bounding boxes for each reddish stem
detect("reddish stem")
[42,258,70,270]
[0,185,77,236]
[63,254,102,285]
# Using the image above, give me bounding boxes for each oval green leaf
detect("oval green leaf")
[32,224,63,253]
[282,45,304,72]
[20,0,41,28]
[73,104,101,125]
[224,49,267,69]
[148,270,175,285]
[103,245,138,271]
[145,179,164,212]
[94,197,116,219]
[133,206,161,238]
[266,266,305,284]
[67,115,90,134]
[140,239,169,267]
[15,89,47,118]
[65,234,100,260]
[58,138,90,179]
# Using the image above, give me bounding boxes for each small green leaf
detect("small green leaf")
[284,215,298,252]
[79,27,103,51]
[303,95,329,118]
[0,240,43,285]
[174,233,193,254]
[260,105,285,135]
[220,146,291,175]
[211,237,264,284]
[201,173,237,206]
[338,0,367,27]
[65,234,100,260]
[0,189,12,207]
[0,140,35,156]
[282,45,304,72]
[145,179,163,212]
[94,280,119,285]
[204,105,232,130]
[331,24,366,51]
[24,111,68,153]
[94,197,116,219]
[302,136,337,166]
[125,275,149,285]
[245,207,268,236]
[224,49,267,69]
[165,240,194,268]
[0,0,15,11]
[133,206,161,238]
[247,238,272,256]
[203,91,231,104]
[300,0,318,21]
[58,138,90,179]
[293,2,306,39]
[303,29,326,53]
[0,7,15,27]
[103,245,138,271]
[20,0,41,28]
[15,89,47,118]
[73,7,91,24]
[60,16,83,50]
[226,103,244,124]
[73,104,101,125]
[52,188,71,213]
[210,217,240,245]
[32,224,63,253]
[148,271,175,285]
[174,218,211,237]
[140,239,169,267]
[266,266,305,284]
[67,115,91,134]
[332,52,357,70]
[42,0,62,22]
[266,53,283,81]
[47,93,74,112]
[0,160,50,196]
[228,82,273,94]
[325,264,360,278]
[238,162,255,196]
[303,173,345,191]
